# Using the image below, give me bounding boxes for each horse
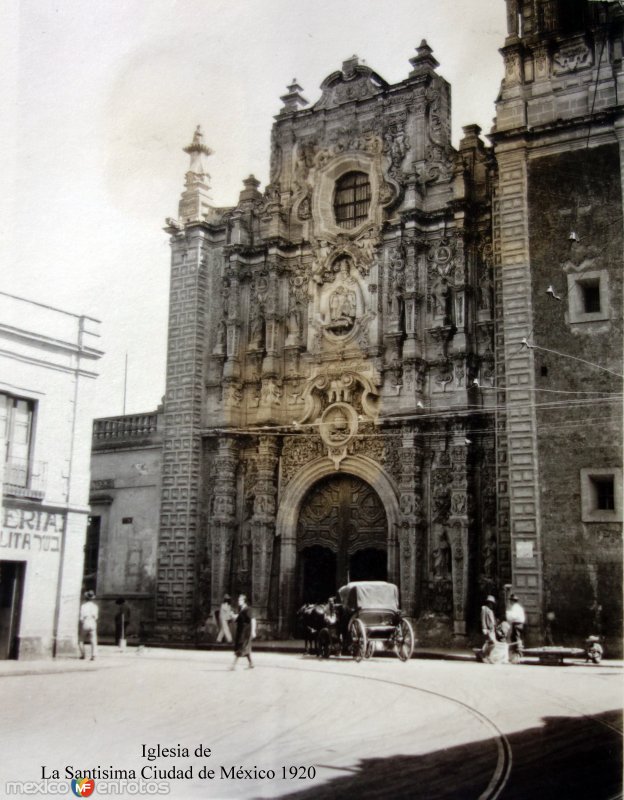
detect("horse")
[296,603,331,655]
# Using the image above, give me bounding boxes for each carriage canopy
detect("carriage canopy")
[338,581,400,612]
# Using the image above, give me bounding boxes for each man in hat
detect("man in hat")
[215,594,235,643]
[480,595,498,659]
[506,593,526,652]
[79,590,99,661]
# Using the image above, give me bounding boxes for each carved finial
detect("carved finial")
[409,39,440,76]
[239,174,262,205]
[279,80,308,114]
[176,125,214,221]
[342,55,359,78]
[183,125,213,181]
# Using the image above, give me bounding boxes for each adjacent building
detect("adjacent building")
[88,409,162,640]
[0,291,102,658]
[492,0,623,643]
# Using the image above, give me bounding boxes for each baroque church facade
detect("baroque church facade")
[92,1,622,649]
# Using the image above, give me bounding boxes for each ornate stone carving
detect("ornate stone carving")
[281,435,325,490]
[299,369,379,424]
[221,382,242,407]
[315,60,388,111]
[419,143,454,185]
[432,529,452,579]
[426,86,449,146]
[561,241,602,274]
[260,379,281,406]
[553,40,593,75]
[319,402,358,448]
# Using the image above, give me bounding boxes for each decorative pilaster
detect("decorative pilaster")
[210,437,238,611]
[251,435,279,628]
[448,434,470,638]
[398,428,423,616]
[223,272,241,381]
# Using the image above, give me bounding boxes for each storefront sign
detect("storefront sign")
[1,507,65,553]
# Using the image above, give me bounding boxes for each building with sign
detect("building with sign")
[0,292,102,658]
[92,0,623,651]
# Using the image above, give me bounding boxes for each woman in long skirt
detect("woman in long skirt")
[232,594,255,670]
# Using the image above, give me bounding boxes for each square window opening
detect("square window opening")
[592,476,615,511]
[581,280,601,314]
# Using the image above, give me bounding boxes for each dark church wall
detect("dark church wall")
[528,144,623,652]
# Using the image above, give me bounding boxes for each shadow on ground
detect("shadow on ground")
[258,709,622,800]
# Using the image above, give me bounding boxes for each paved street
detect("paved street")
[0,647,621,799]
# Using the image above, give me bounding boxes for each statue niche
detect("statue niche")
[317,256,364,339]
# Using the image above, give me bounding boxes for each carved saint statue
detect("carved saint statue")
[249,306,265,350]
[432,531,452,579]
[213,319,227,355]
[285,304,301,346]
[325,258,358,334]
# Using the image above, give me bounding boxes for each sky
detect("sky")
[2,0,507,419]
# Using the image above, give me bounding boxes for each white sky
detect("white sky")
[2,0,507,419]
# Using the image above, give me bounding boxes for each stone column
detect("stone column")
[251,435,279,629]
[448,435,470,638]
[397,428,423,617]
[223,272,241,381]
[210,437,238,611]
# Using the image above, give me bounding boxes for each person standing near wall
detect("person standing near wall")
[480,594,498,660]
[216,594,235,643]
[506,593,526,652]
[79,590,99,661]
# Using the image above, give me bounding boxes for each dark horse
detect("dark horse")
[296,603,331,654]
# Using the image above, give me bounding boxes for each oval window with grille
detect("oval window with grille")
[333,171,371,229]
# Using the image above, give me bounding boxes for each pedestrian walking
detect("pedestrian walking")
[79,590,99,661]
[480,594,498,660]
[114,597,131,649]
[231,593,256,670]
[506,593,526,652]
[215,594,235,643]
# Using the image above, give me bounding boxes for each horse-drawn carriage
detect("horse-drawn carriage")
[314,581,415,662]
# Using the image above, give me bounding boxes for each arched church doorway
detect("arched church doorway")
[349,547,387,582]
[296,475,387,606]
[299,546,336,604]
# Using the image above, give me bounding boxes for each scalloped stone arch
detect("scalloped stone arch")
[276,454,400,634]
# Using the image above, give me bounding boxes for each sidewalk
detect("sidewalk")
[1,642,621,676]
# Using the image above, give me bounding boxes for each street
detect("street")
[0,647,621,799]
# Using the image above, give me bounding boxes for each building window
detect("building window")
[581,279,601,314]
[333,171,371,229]
[566,270,609,325]
[593,477,615,511]
[581,468,622,522]
[0,393,34,488]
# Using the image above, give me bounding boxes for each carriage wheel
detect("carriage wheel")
[365,640,375,659]
[349,619,367,663]
[394,618,414,662]
[318,629,331,660]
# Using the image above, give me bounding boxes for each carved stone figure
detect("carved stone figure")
[482,530,496,578]
[260,379,281,406]
[213,320,226,355]
[249,306,265,350]
[285,305,301,346]
[432,530,452,579]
